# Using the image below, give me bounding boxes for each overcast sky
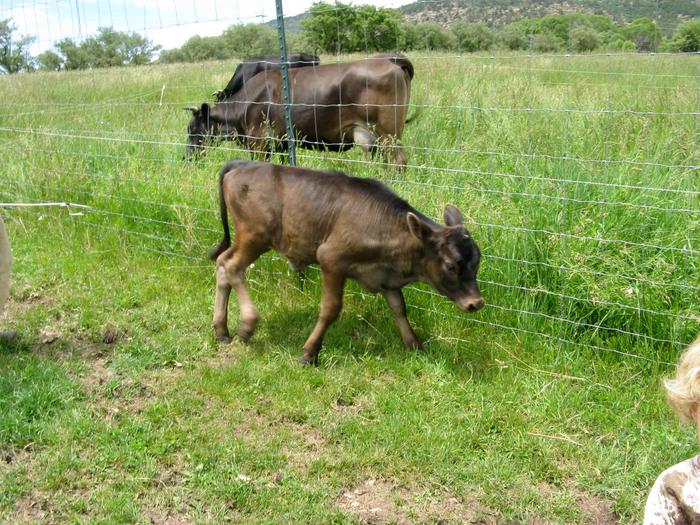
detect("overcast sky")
[1,0,414,54]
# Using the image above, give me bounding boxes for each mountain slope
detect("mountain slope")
[398,0,700,32]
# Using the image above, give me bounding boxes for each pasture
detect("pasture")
[0,52,698,523]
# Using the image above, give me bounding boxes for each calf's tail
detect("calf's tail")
[208,163,234,261]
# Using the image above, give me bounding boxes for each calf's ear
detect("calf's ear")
[407,212,431,241]
[443,204,463,227]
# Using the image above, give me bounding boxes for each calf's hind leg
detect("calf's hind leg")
[213,240,267,343]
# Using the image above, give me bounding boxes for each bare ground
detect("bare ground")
[337,478,499,524]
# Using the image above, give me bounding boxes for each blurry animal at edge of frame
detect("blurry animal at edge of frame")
[184,54,416,169]
[210,159,484,366]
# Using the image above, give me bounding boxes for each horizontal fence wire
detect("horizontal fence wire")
[0,0,698,367]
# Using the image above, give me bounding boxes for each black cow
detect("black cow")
[213,53,320,101]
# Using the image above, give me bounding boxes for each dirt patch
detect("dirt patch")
[333,393,372,419]
[144,508,192,525]
[82,355,115,389]
[151,453,188,489]
[39,327,61,344]
[79,352,172,420]
[11,290,52,313]
[0,447,32,477]
[530,482,618,525]
[205,342,243,368]
[337,478,497,524]
[10,488,50,524]
[279,420,327,472]
[570,487,618,525]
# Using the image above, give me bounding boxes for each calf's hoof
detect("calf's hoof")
[238,328,254,343]
[299,353,319,367]
[216,334,232,344]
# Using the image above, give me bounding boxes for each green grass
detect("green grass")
[0,52,698,523]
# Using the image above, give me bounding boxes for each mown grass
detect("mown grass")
[0,52,698,523]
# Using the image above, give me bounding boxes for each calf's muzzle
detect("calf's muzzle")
[456,295,485,312]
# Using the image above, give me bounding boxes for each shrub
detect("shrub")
[669,19,700,52]
[569,25,600,52]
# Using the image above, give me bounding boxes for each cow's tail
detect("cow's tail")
[405,106,421,124]
[388,54,418,124]
[208,163,235,261]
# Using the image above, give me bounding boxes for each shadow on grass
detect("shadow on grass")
[246,303,496,381]
[0,333,30,356]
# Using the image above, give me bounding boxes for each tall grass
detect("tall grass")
[1,52,696,360]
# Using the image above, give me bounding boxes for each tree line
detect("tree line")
[1,4,699,74]
[160,7,700,63]
[0,22,159,73]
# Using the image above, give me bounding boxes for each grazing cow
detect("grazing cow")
[210,160,484,366]
[212,53,320,102]
[185,55,414,167]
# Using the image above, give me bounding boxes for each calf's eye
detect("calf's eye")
[445,262,456,273]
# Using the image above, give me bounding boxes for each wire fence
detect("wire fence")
[0,0,698,366]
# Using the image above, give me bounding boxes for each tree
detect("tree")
[160,35,227,63]
[36,50,63,71]
[79,28,159,67]
[220,24,277,57]
[569,25,600,52]
[405,23,455,51]
[48,28,159,70]
[355,4,404,51]
[301,2,360,53]
[0,18,35,73]
[55,38,90,70]
[501,24,529,50]
[530,32,563,53]
[622,17,663,52]
[301,1,404,53]
[160,24,278,64]
[669,19,700,52]
[451,22,494,52]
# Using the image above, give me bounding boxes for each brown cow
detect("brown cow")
[210,160,484,366]
[185,55,414,167]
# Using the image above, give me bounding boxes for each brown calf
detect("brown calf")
[210,160,484,365]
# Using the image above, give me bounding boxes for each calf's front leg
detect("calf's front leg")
[382,289,422,350]
[300,269,346,366]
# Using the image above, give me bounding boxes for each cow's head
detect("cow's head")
[408,204,484,312]
[183,103,215,160]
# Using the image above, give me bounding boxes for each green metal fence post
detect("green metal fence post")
[275,0,296,166]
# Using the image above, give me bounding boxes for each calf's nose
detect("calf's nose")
[458,296,485,313]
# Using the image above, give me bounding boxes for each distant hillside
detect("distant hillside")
[399,0,700,33]
[264,12,307,35]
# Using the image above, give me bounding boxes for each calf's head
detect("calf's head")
[408,204,484,312]
[183,103,216,160]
